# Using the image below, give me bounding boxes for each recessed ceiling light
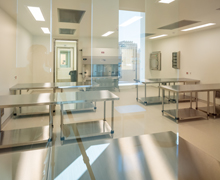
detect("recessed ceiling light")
[120,16,143,27]
[159,0,175,4]
[181,23,216,31]
[102,31,114,37]
[41,27,50,34]
[27,6,45,21]
[149,34,168,39]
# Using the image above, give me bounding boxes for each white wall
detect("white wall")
[0,7,33,123]
[146,27,220,102]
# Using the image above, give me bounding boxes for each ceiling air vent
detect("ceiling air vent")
[158,20,200,30]
[59,28,76,35]
[58,9,85,23]
[145,33,155,37]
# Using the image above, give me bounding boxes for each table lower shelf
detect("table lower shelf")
[63,102,96,113]
[0,125,49,149]
[198,106,220,116]
[14,105,50,116]
[138,96,167,105]
[163,108,207,122]
[167,94,196,102]
[62,120,111,140]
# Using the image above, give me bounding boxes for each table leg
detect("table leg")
[183,82,186,96]
[53,88,56,112]
[49,105,53,142]
[207,91,210,120]
[136,82,138,101]
[111,101,114,134]
[162,89,165,115]
[104,101,106,121]
[144,84,147,104]
[190,92,192,108]
[173,83,175,100]
[176,92,179,122]
[213,91,216,118]
[196,92,198,109]
[158,83,160,97]
[13,90,17,115]
[0,108,2,132]
[19,90,21,113]
[168,83,170,99]
[60,104,64,140]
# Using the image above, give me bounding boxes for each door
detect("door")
[56,48,74,81]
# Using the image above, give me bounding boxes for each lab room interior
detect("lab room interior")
[0,0,220,179]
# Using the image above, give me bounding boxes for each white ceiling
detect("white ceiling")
[0,0,220,39]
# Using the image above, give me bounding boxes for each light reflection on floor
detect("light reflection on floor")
[55,143,109,180]
[115,105,146,114]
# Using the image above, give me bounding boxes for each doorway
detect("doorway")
[54,40,78,82]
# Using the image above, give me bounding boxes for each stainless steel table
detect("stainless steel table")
[135,78,200,105]
[160,84,220,122]
[58,90,119,141]
[50,131,220,180]
[10,82,97,116]
[0,93,55,148]
[0,90,119,148]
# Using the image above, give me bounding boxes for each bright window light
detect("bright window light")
[41,27,50,34]
[181,23,216,32]
[102,31,114,37]
[27,6,45,21]
[159,0,175,4]
[149,34,168,39]
[120,16,143,27]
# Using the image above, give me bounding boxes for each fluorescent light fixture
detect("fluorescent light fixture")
[27,6,45,21]
[159,0,175,4]
[181,23,216,31]
[149,34,168,39]
[102,31,114,37]
[41,27,50,34]
[120,16,143,27]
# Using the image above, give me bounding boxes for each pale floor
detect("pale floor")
[3,86,220,162]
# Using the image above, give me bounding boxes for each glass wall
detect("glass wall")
[1,0,220,179]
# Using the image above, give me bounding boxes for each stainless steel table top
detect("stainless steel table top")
[161,83,220,93]
[56,90,119,104]
[10,82,95,90]
[0,90,119,108]
[51,131,220,180]
[136,78,200,84]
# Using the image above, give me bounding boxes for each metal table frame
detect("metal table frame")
[0,96,54,148]
[160,84,220,122]
[59,91,119,141]
[135,78,200,105]
[10,82,97,116]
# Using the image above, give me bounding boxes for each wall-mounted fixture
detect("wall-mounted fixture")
[27,6,45,21]
[172,51,180,69]
[150,51,161,71]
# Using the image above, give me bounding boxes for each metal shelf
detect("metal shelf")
[14,105,50,116]
[0,125,49,149]
[62,120,111,140]
[163,108,207,122]
[139,96,168,105]
[63,102,95,113]
[198,106,220,116]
